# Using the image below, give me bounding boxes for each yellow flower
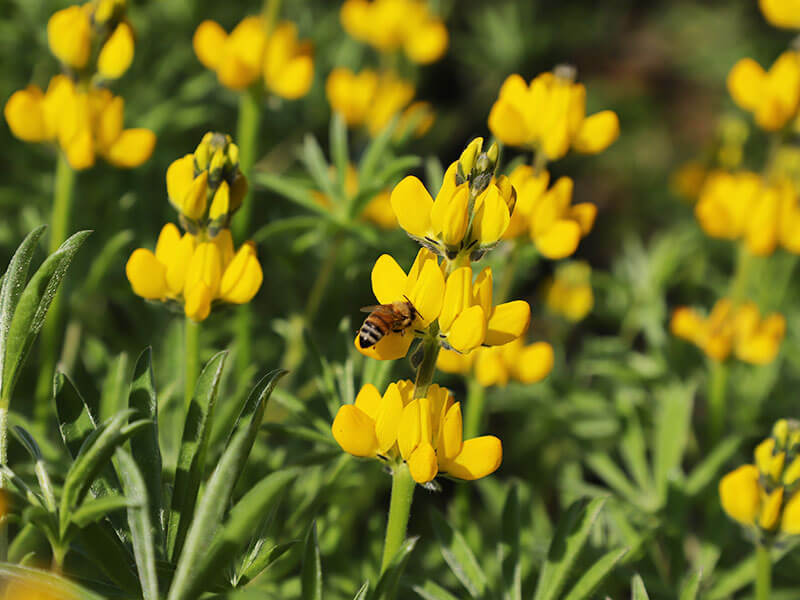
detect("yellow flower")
[543,260,594,322]
[355,249,445,360]
[340,0,448,64]
[438,338,554,387]
[126,224,262,322]
[528,176,596,259]
[728,51,800,131]
[390,141,515,260]
[48,5,92,69]
[193,17,314,98]
[331,380,502,484]
[671,298,785,365]
[720,420,800,536]
[488,69,619,161]
[505,165,549,239]
[760,0,800,30]
[166,132,247,233]
[97,22,135,80]
[4,77,155,170]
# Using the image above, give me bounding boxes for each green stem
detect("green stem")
[413,335,440,399]
[729,244,754,303]
[755,543,772,600]
[0,406,7,561]
[304,235,343,323]
[708,359,728,444]
[380,462,415,573]
[497,240,522,304]
[184,317,200,411]
[462,377,486,440]
[34,153,75,423]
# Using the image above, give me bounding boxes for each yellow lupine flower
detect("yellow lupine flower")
[193,17,313,98]
[671,298,785,365]
[488,70,619,161]
[355,249,445,360]
[760,0,800,29]
[126,224,262,322]
[528,176,596,259]
[48,5,92,69]
[728,51,800,131]
[97,22,135,80]
[340,0,448,64]
[438,338,554,387]
[331,380,502,484]
[720,420,800,536]
[505,165,549,239]
[543,261,594,322]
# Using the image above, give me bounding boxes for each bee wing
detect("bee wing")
[360,304,383,313]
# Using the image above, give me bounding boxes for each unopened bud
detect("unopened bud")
[459,137,483,175]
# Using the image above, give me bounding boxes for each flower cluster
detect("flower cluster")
[720,419,800,537]
[695,171,800,256]
[340,0,448,64]
[760,0,800,28]
[332,381,501,484]
[489,68,619,161]
[727,50,800,132]
[671,298,785,365]
[4,0,155,170]
[543,260,594,322]
[438,338,554,388]
[127,132,263,322]
[193,16,314,98]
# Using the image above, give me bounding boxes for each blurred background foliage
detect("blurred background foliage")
[3,0,800,598]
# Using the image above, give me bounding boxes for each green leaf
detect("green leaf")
[685,436,741,496]
[563,547,628,600]
[75,522,141,594]
[252,172,330,217]
[533,497,607,600]
[2,230,91,402]
[302,133,337,202]
[239,541,297,586]
[0,466,45,508]
[424,156,444,192]
[631,574,650,600]
[372,536,417,600]
[679,570,702,600]
[330,112,349,201]
[99,351,129,422]
[353,582,370,600]
[585,453,650,510]
[358,117,397,188]
[707,542,797,600]
[618,409,653,493]
[11,426,57,511]
[128,347,163,542]
[500,483,521,600]
[0,225,46,403]
[653,383,693,503]
[0,563,107,600]
[167,350,227,561]
[81,228,134,296]
[54,371,98,458]
[412,581,460,600]
[430,509,486,597]
[70,495,132,528]
[116,449,159,600]
[301,521,322,600]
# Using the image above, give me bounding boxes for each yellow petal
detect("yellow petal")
[719,464,761,525]
[443,436,502,481]
[728,58,766,112]
[447,305,487,353]
[154,223,181,265]
[95,94,124,150]
[406,257,445,327]
[390,176,433,238]
[472,267,493,317]
[534,220,582,260]
[98,22,135,80]
[186,241,223,298]
[264,23,314,100]
[485,301,530,346]
[759,487,784,530]
[488,98,529,147]
[439,267,472,332]
[515,342,554,383]
[354,383,381,420]
[214,229,235,268]
[63,128,95,170]
[408,443,438,483]
[569,203,597,236]
[473,185,511,245]
[332,405,378,457]
[48,6,91,68]
[573,110,619,154]
[354,331,413,360]
[760,0,800,28]
[210,181,230,220]
[218,16,266,90]
[403,20,448,64]
[371,253,408,305]
[375,383,404,453]
[183,171,209,221]
[193,20,228,71]
[440,402,463,461]
[437,348,474,374]
[165,234,196,296]
[220,242,262,304]
[782,491,800,534]
[398,399,422,460]
[269,54,314,99]
[105,129,156,168]
[474,347,508,387]
[184,281,213,322]
[430,186,469,246]
[4,86,48,142]
[126,249,167,300]
[167,155,195,210]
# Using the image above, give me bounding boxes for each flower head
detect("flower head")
[332,380,502,484]
[438,338,554,387]
[671,298,785,365]
[340,0,448,64]
[167,132,248,235]
[489,67,619,161]
[728,51,800,131]
[193,17,313,98]
[543,260,594,322]
[720,419,800,537]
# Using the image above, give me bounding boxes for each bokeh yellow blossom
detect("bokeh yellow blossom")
[728,50,800,131]
[489,68,619,161]
[331,380,501,484]
[4,76,155,170]
[543,261,594,322]
[720,419,800,536]
[438,338,554,387]
[671,298,785,365]
[340,0,448,64]
[760,0,800,29]
[193,17,313,98]
[126,223,263,322]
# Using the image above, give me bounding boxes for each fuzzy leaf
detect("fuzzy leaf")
[430,509,486,597]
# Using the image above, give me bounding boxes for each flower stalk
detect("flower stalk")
[707,359,728,445]
[463,376,486,440]
[380,461,415,573]
[755,543,772,600]
[185,316,200,410]
[0,405,7,561]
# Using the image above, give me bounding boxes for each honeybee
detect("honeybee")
[358,298,418,348]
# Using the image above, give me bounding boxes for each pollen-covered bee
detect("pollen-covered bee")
[358,298,418,348]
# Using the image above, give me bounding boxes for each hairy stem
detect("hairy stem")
[380,462,415,574]
[0,407,7,561]
[184,317,200,411]
[413,335,441,399]
[755,543,771,600]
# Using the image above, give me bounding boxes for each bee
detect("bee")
[358,298,418,348]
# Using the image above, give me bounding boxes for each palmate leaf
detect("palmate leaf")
[1,230,91,404]
[562,547,628,600]
[301,133,338,203]
[430,509,487,598]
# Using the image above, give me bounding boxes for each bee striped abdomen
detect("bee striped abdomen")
[358,300,416,349]
[359,313,391,348]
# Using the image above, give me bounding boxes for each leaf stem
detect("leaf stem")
[34,153,75,423]
[755,543,771,600]
[707,359,728,445]
[380,461,415,574]
[185,317,200,411]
